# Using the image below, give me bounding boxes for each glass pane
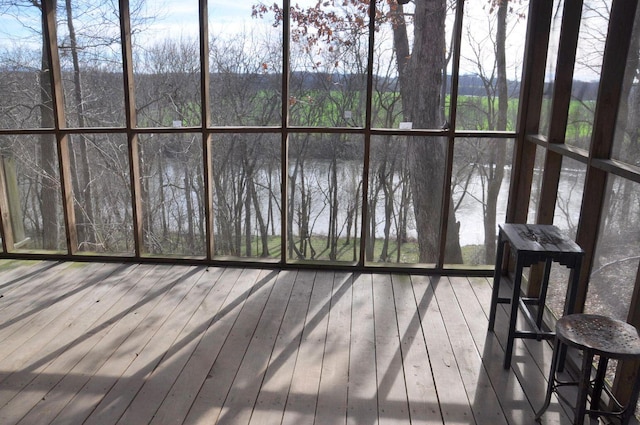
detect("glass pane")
[132,1,202,128]
[565,2,610,150]
[210,1,283,126]
[57,2,125,128]
[372,1,456,129]
[588,177,639,417]
[138,133,205,257]
[456,2,528,131]
[367,135,415,264]
[541,156,586,319]
[212,133,281,259]
[69,134,133,254]
[0,135,65,252]
[540,0,565,136]
[611,5,640,165]
[289,133,362,262]
[553,157,586,239]
[286,0,369,127]
[585,175,639,321]
[367,136,449,265]
[448,138,513,266]
[0,5,52,129]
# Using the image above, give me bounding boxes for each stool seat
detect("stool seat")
[536,314,640,425]
[557,314,640,358]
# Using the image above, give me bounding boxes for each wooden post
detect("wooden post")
[0,157,16,251]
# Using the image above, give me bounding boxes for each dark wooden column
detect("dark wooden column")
[506,2,553,225]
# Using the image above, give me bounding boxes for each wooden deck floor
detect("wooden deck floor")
[0,260,595,424]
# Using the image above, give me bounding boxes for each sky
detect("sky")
[0,0,604,82]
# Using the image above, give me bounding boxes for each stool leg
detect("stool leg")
[535,337,562,422]
[589,355,608,418]
[488,234,506,331]
[620,363,640,425]
[504,258,524,369]
[575,350,594,425]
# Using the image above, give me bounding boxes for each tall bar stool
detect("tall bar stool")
[488,223,584,369]
[536,314,640,424]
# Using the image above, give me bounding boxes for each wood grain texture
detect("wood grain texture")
[0,260,602,425]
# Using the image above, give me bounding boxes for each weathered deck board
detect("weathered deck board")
[280,270,333,425]
[314,271,352,425]
[372,273,410,425]
[248,269,315,425]
[390,273,440,425]
[183,268,272,424]
[0,260,608,425]
[346,273,378,425]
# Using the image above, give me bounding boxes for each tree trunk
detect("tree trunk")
[65,0,96,250]
[39,1,60,250]
[392,0,462,263]
[484,1,509,264]
[248,175,270,257]
[184,164,195,253]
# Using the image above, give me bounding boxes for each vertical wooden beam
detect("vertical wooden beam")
[200,0,214,259]
[0,158,15,252]
[437,0,464,267]
[529,0,583,296]
[119,0,144,257]
[358,0,376,266]
[42,0,78,255]
[536,0,583,226]
[506,2,553,224]
[281,0,290,265]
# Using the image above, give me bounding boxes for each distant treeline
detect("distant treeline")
[1,68,602,101]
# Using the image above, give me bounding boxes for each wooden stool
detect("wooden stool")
[536,314,640,424]
[488,223,584,369]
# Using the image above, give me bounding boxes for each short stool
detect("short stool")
[536,314,640,424]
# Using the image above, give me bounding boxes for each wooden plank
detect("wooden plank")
[0,261,64,307]
[0,261,78,319]
[181,268,278,424]
[0,263,592,425]
[280,270,333,425]
[144,267,250,425]
[346,273,377,425]
[38,264,177,425]
[433,277,508,425]
[390,273,441,425]
[411,274,474,424]
[0,264,178,425]
[451,276,540,425]
[112,266,228,425]
[466,276,572,425]
[215,270,298,425]
[248,270,316,425]
[0,263,112,366]
[314,271,352,425]
[5,264,143,425]
[78,265,208,425]
[371,273,410,425]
